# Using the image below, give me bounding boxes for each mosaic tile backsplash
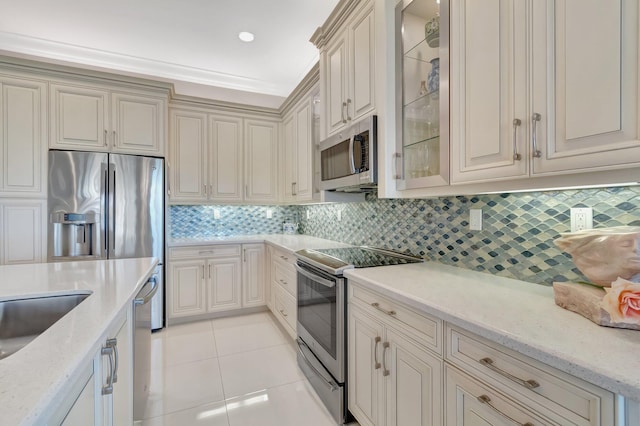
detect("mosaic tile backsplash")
[170,205,300,238]
[170,186,640,286]
[299,187,640,285]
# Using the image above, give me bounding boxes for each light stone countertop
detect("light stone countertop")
[344,261,640,402]
[0,257,158,425]
[169,234,350,253]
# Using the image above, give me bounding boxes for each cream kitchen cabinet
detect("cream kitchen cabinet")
[169,109,243,203]
[0,199,45,265]
[450,0,640,184]
[52,309,132,425]
[268,245,297,339]
[282,92,314,203]
[244,119,279,203]
[348,282,443,426]
[445,324,615,426]
[169,107,276,204]
[50,82,167,156]
[167,244,265,322]
[0,75,47,197]
[242,243,266,308]
[317,0,375,137]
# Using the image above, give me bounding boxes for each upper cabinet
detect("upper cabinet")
[244,119,279,203]
[169,105,278,204]
[394,0,450,190]
[0,74,47,197]
[50,82,167,157]
[282,86,316,203]
[315,0,376,138]
[450,0,640,184]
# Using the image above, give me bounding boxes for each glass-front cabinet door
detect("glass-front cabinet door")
[395,0,449,190]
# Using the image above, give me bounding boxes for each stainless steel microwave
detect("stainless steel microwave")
[319,115,377,192]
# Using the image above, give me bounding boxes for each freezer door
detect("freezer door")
[48,150,108,261]
[108,154,164,260]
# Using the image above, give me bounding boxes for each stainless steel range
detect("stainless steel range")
[294,247,423,424]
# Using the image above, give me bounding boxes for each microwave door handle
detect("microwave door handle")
[294,264,336,288]
[348,135,356,174]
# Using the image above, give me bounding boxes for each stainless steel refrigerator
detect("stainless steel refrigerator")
[48,150,165,330]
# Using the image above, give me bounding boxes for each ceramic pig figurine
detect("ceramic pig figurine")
[554,226,640,287]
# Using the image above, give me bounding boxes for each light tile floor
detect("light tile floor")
[136,312,340,426]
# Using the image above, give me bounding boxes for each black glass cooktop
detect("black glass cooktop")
[314,247,422,268]
[296,246,423,274]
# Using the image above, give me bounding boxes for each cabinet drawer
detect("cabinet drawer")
[271,247,296,265]
[350,283,442,355]
[445,325,614,426]
[445,365,554,426]
[273,260,296,296]
[273,285,296,339]
[169,244,241,259]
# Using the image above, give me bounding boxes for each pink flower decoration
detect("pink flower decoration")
[602,278,640,324]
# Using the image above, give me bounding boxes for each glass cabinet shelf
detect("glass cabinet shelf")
[395,0,449,190]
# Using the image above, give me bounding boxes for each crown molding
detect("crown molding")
[0,31,291,97]
[310,0,364,49]
[278,63,320,115]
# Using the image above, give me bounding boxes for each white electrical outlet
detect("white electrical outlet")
[570,207,593,232]
[213,209,221,220]
[337,210,342,221]
[469,209,483,231]
[266,209,273,219]
[306,210,310,219]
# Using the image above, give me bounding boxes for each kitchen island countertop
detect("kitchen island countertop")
[0,257,158,425]
[345,261,640,402]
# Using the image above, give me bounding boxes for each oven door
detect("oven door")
[295,261,345,383]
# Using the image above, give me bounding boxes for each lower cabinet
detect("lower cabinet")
[167,243,266,321]
[445,365,552,426]
[0,199,46,265]
[348,280,620,426]
[348,282,443,426]
[267,246,298,339]
[51,308,132,425]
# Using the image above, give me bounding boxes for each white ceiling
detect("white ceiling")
[0,0,340,105]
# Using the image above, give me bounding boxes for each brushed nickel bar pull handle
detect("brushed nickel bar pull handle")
[112,130,117,147]
[201,265,204,279]
[531,113,542,158]
[341,101,347,124]
[279,309,288,317]
[477,395,534,426]
[393,152,402,180]
[166,163,171,195]
[104,129,108,147]
[346,98,352,121]
[479,357,540,389]
[374,336,381,370]
[280,255,289,261]
[371,302,396,317]
[106,338,118,383]
[203,184,207,196]
[209,264,211,279]
[101,345,114,395]
[382,341,390,376]
[512,119,522,161]
[292,182,297,196]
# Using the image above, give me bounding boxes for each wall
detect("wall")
[298,186,640,285]
[170,186,640,286]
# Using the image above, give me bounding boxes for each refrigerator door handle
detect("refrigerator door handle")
[102,166,109,257]
[109,165,116,257]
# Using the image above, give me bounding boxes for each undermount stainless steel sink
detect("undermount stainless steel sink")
[0,293,90,360]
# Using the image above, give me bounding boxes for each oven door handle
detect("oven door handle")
[297,339,339,392]
[295,264,336,288]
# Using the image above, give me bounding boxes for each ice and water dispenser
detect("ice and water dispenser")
[49,212,100,259]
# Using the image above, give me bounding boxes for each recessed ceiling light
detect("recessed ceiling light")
[238,32,255,42]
